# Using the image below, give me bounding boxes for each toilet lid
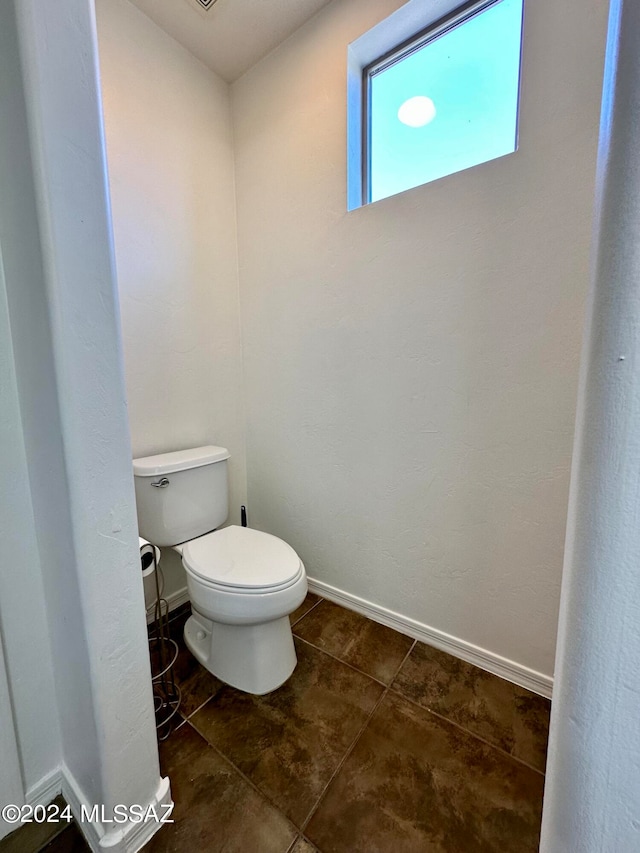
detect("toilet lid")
[182,525,302,590]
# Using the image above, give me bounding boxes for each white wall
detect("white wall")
[232,0,608,683]
[542,0,640,848]
[0,263,62,800]
[96,0,246,535]
[2,0,107,808]
[0,630,23,840]
[0,240,60,823]
[0,0,168,846]
[0,1,63,801]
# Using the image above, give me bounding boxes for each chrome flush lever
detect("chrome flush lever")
[151,477,170,488]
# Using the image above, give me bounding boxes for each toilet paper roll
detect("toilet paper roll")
[139,537,160,577]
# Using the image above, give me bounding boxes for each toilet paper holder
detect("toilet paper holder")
[143,542,181,740]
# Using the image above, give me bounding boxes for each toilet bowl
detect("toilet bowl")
[133,445,307,695]
[176,525,307,694]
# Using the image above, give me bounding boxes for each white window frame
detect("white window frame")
[347,0,522,210]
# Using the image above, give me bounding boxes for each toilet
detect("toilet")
[133,445,307,695]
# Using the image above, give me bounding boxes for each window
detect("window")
[349,0,524,207]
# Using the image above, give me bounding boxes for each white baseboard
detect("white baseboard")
[307,578,553,699]
[24,765,171,853]
[60,767,102,851]
[26,767,62,806]
[97,776,172,853]
[146,587,190,624]
[62,766,172,853]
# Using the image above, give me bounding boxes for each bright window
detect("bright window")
[363,0,524,204]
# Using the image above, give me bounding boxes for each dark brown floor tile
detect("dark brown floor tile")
[294,600,414,684]
[41,823,89,852]
[144,723,296,853]
[306,691,544,853]
[191,639,384,827]
[392,643,551,771]
[290,592,322,626]
[0,797,74,853]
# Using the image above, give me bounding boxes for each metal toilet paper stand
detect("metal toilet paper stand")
[144,546,181,740]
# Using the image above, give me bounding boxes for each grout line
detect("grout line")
[174,715,188,731]
[292,635,387,687]
[387,688,546,778]
[297,638,417,833]
[392,639,417,682]
[299,681,392,834]
[184,719,301,837]
[296,831,321,852]
[290,596,324,628]
[284,836,309,853]
[180,689,221,722]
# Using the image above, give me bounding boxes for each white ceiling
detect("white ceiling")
[129,0,335,82]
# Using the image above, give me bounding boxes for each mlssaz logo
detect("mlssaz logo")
[80,804,175,824]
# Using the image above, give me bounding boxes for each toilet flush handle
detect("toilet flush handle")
[151,477,170,488]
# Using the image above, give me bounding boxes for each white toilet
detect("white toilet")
[133,445,307,695]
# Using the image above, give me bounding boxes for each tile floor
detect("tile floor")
[6,593,550,853]
[151,593,549,852]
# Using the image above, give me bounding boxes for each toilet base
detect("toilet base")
[184,610,298,695]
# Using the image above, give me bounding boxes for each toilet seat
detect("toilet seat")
[181,525,303,593]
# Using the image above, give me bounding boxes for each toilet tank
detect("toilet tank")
[133,446,230,546]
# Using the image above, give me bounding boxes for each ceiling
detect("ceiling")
[129,0,335,82]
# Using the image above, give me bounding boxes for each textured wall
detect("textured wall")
[0,1,64,799]
[0,246,60,802]
[542,0,640,848]
[8,0,163,832]
[232,0,608,679]
[97,0,247,528]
